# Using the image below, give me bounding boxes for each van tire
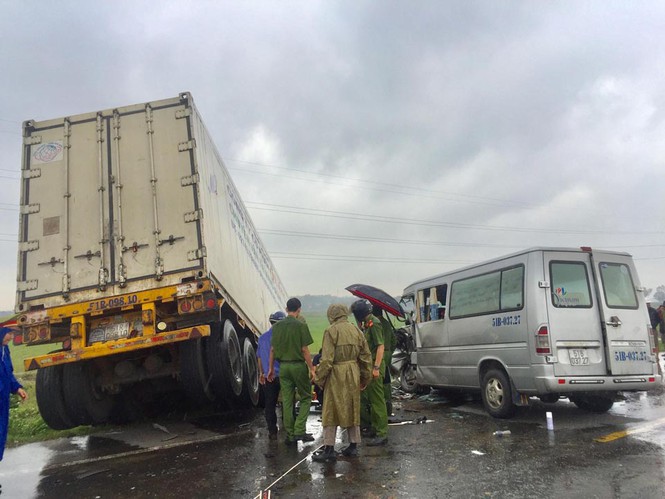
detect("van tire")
[399,364,419,393]
[570,395,614,413]
[481,368,516,418]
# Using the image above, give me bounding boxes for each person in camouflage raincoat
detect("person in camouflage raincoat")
[313,304,372,462]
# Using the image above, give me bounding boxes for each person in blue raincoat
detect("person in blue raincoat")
[0,326,28,461]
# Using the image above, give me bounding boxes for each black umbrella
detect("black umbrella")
[345,284,405,318]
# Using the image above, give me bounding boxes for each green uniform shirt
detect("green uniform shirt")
[362,314,384,361]
[378,315,396,355]
[271,315,313,361]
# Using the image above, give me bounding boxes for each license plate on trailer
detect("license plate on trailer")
[89,322,130,343]
[569,349,589,366]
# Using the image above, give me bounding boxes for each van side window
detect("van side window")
[550,262,592,308]
[449,265,523,319]
[599,263,638,309]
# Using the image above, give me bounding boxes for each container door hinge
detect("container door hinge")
[19,241,39,252]
[175,108,192,119]
[24,135,42,146]
[23,168,41,179]
[187,247,206,261]
[17,280,38,292]
[184,210,203,223]
[20,203,40,215]
[178,139,196,152]
[181,173,199,186]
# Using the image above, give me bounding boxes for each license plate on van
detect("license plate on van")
[569,349,589,366]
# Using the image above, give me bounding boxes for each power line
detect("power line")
[270,251,473,264]
[226,158,534,209]
[246,202,664,236]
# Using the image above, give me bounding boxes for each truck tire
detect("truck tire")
[238,338,260,407]
[570,395,614,413]
[206,320,243,398]
[179,338,215,405]
[36,365,75,430]
[62,362,114,425]
[481,368,516,418]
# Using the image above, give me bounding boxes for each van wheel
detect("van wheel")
[206,320,243,398]
[481,368,516,418]
[36,365,75,430]
[570,395,614,413]
[400,364,419,393]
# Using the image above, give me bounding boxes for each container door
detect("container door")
[590,253,652,375]
[544,252,608,377]
[19,117,111,301]
[110,101,202,285]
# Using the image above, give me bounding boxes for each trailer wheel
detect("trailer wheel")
[179,338,215,405]
[238,338,260,407]
[570,395,614,413]
[481,368,516,418]
[36,365,75,430]
[62,362,114,425]
[206,320,243,398]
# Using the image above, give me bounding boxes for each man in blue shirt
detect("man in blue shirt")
[257,311,286,439]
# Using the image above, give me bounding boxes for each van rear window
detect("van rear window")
[550,262,592,308]
[599,262,638,309]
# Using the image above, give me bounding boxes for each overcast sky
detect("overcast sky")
[1,1,664,311]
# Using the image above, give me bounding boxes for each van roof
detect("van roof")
[402,246,633,294]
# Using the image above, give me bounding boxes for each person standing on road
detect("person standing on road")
[313,304,372,462]
[268,298,316,445]
[351,299,388,446]
[373,305,396,417]
[257,310,286,440]
[0,326,28,461]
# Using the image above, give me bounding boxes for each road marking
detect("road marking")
[594,416,665,443]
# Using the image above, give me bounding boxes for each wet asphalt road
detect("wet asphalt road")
[3,387,665,498]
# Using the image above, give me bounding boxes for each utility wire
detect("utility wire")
[247,202,664,236]
[226,158,533,209]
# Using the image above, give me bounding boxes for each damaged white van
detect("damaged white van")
[401,247,661,418]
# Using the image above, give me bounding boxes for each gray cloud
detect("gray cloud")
[0,1,664,307]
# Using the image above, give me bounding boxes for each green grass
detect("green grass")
[9,342,56,374]
[7,378,96,446]
[302,312,328,354]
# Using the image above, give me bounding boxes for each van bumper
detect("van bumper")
[530,365,662,393]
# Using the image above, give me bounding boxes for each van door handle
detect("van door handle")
[605,316,622,327]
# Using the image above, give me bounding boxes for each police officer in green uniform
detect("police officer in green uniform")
[351,299,388,446]
[373,305,396,416]
[268,297,316,445]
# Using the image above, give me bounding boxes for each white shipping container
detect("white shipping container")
[16,92,287,334]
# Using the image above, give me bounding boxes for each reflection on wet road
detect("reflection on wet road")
[3,387,665,497]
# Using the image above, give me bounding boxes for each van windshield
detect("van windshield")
[599,262,638,309]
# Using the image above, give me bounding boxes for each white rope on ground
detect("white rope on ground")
[255,445,323,499]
